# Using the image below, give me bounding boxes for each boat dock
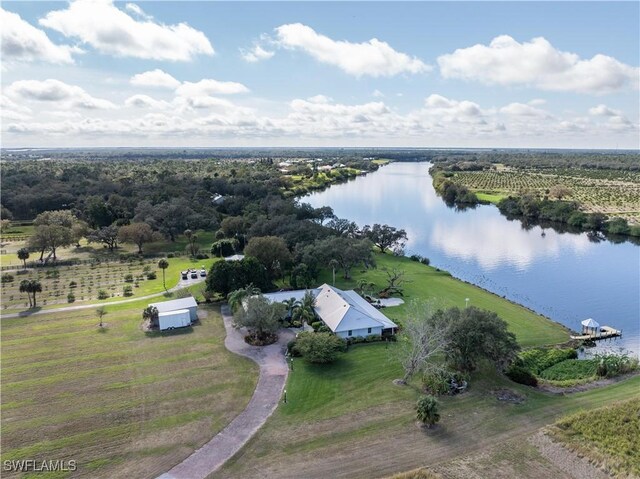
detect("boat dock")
[570,325,622,341]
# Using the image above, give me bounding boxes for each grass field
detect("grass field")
[449,167,640,223]
[216,342,640,479]
[0,302,258,479]
[547,398,640,477]
[319,253,568,348]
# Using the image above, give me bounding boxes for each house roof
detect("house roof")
[313,284,397,333]
[150,296,197,313]
[224,254,245,262]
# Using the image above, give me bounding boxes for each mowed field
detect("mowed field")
[216,343,640,479]
[1,302,258,479]
[451,167,640,223]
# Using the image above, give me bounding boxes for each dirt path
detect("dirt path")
[157,304,293,479]
[0,276,206,319]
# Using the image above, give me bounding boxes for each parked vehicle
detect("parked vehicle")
[200,269,207,277]
[190,271,198,279]
[181,271,188,280]
[158,309,192,331]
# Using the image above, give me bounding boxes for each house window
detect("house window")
[368,328,372,334]
[348,330,352,336]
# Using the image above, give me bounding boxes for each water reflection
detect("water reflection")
[305,161,640,354]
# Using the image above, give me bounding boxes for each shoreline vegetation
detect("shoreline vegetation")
[428,159,640,240]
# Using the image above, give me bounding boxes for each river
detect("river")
[305,162,640,355]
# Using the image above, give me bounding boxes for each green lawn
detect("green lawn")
[0,303,258,479]
[319,253,568,348]
[217,341,640,479]
[476,191,508,204]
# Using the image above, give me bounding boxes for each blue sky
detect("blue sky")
[2,1,639,148]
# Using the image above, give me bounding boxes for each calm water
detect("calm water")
[306,162,640,355]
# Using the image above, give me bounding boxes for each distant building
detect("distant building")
[224,254,245,262]
[210,194,225,205]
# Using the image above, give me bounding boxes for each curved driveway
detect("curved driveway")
[158,304,293,479]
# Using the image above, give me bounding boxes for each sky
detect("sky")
[1,1,639,149]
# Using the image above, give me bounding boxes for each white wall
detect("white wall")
[336,326,382,339]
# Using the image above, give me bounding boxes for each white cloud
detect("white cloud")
[175,79,249,97]
[1,8,79,65]
[6,79,117,110]
[423,94,483,118]
[124,3,152,20]
[438,35,639,94]
[500,102,550,117]
[1,95,33,121]
[274,23,430,77]
[125,94,170,109]
[130,69,181,89]
[39,0,214,61]
[372,89,385,98]
[588,104,622,117]
[240,44,275,63]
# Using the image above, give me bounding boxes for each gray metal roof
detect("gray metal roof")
[150,296,197,313]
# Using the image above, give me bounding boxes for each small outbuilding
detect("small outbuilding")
[149,296,198,322]
[581,318,600,335]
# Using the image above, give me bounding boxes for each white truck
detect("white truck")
[158,309,192,331]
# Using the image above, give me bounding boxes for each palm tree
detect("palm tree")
[29,280,42,308]
[416,395,440,428]
[19,279,32,308]
[282,297,298,322]
[329,259,339,286]
[158,258,169,291]
[292,291,316,328]
[227,284,261,313]
[17,248,30,269]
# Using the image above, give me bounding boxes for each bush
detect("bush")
[67,292,75,303]
[97,290,109,300]
[68,280,77,288]
[311,321,323,331]
[1,273,14,284]
[146,271,157,280]
[506,365,538,386]
[416,395,440,427]
[287,339,302,357]
[518,348,578,375]
[422,370,470,395]
[124,273,134,283]
[294,332,347,363]
[539,359,598,381]
[123,285,133,297]
[167,253,175,258]
[595,353,639,378]
[195,253,209,259]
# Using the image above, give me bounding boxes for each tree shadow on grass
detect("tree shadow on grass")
[17,306,42,317]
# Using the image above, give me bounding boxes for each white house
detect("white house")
[149,296,198,322]
[263,284,397,338]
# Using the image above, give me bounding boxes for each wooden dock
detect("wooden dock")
[570,326,622,341]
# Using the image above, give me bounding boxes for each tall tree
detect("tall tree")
[118,223,155,254]
[227,284,262,313]
[244,236,292,280]
[184,229,199,257]
[233,295,286,341]
[87,225,120,251]
[292,291,316,327]
[437,307,520,372]
[396,301,450,383]
[158,258,169,291]
[361,224,408,254]
[314,237,374,280]
[29,210,82,261]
